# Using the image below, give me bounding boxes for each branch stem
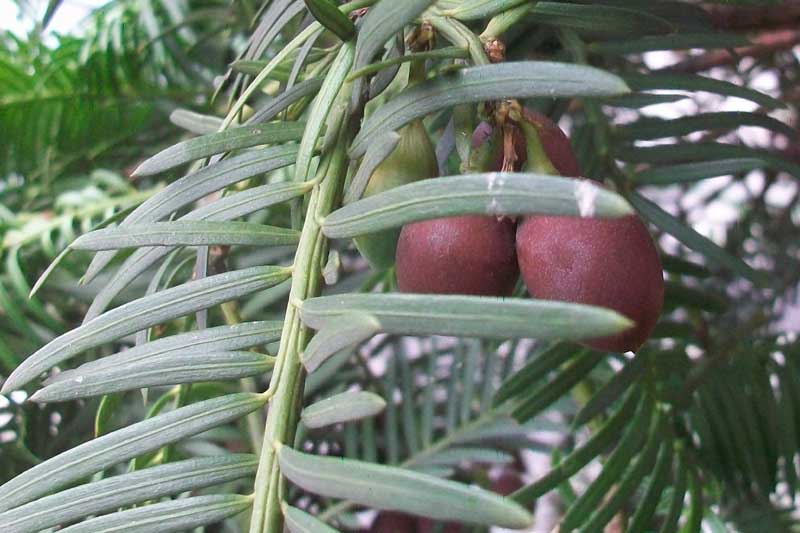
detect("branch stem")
[248,43,355,533]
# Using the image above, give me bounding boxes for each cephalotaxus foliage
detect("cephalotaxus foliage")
[1,0,799,532]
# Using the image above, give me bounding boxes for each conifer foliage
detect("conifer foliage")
[1,1,799,532]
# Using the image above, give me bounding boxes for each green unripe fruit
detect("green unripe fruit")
[354,119,438,270]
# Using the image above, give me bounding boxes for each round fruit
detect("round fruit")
[516,213,664,352]
[396,215,519,297]
[354,118,439,270]
[518,108,581,178]
[369,512,417,532]
[489,470,524,496]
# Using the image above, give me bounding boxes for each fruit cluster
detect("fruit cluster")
[359,108,664,353]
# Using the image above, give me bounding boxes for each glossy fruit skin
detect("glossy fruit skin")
[516,214,664,353]
[355,119,439,270]
[368,512,417,532]
[519,108,581,178]
[396,215,519,297]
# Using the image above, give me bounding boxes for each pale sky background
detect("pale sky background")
[1,0,105,37]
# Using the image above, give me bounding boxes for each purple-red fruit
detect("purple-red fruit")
[519,108,581,178]
[369,512,417,532]
[473,109,580,177]
[516,213,664,353]
[396,215,519,297]
[489,470,524,496]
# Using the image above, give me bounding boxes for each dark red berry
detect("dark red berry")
[519,108,581,178]
[490,469,524,496]
[369,512,417,532]
[396,215,519,297]
[516,214,664,352]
